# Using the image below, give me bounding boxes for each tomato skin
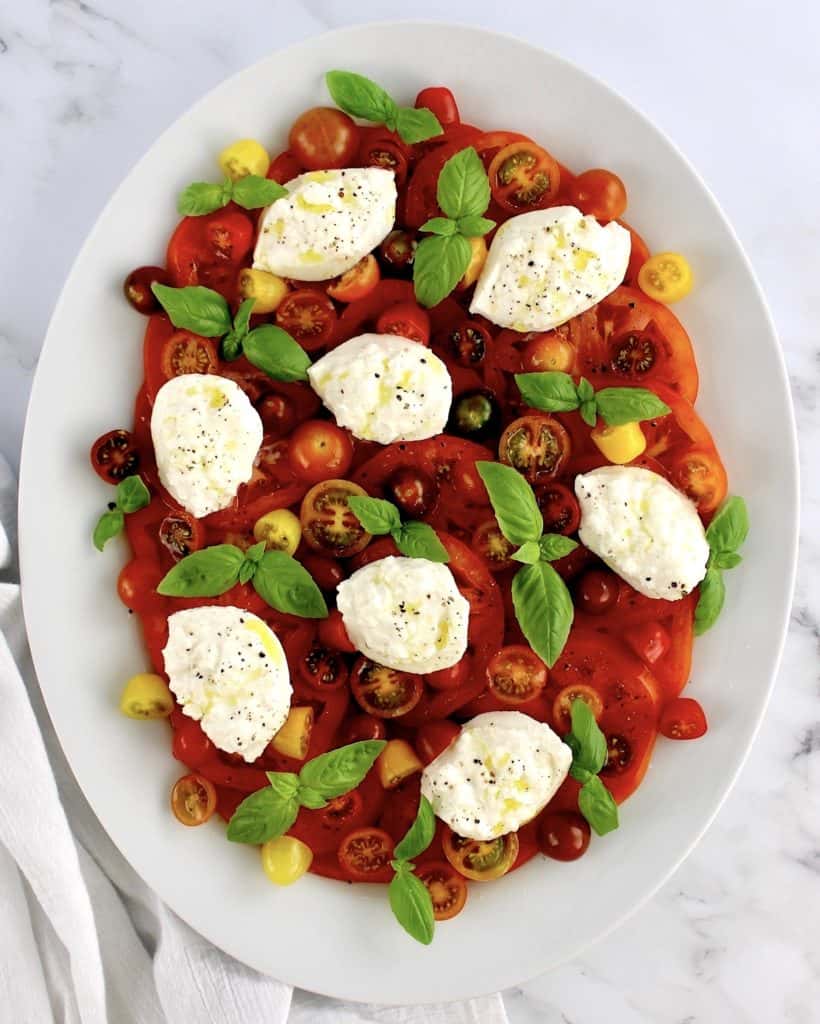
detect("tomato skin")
[267,150,303,184]
[573,569,620,615]
[415,721,460,764]
[415,86,459,126]
[172,718,216,769]
[660,697,707,739]
[90,429,140,484]
[568,169,627,222]
[326,255,380,303]
[375,302,430,345]
[289,107,360,170]
[275,289,337,352]
[537,811,591,861]
[117,559,164,615]
[300,553,346,591]
[166,208,253,300]
[317,609,356,653]
[341,714,387,744]
[287,421,354,484]
[425,658,470,691]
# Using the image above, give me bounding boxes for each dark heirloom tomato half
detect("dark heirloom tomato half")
[351,659,424,719]
[159,512,204,560]
[90,429,140,484]
[357,128,411,186]
[488,141,560,211]
[300,479,371,557]
[499,415,571,482]
[166,208,253,300]
[538,811,591,861]
[443,829,519,881]
[534,481,580,535]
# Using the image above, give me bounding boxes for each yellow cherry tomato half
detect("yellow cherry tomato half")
[261,836,314,885]
[637,252,693,303]
[253,508,302,554]
[218,138,270,181]
[171,774,217,826]
[119,673,173,720]
[238,268,289,314]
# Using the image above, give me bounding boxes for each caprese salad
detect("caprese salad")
[90,71,749,945]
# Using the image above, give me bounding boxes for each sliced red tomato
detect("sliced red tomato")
[620,220,651,288]
[166,207,253,301]
[659,697,708,740]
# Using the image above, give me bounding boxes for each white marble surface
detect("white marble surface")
[1,0,818,1020]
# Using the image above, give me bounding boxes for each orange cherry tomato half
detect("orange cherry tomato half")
[567,169,628,222]
[275,289,337,352]
[90,429,140,484]
[487,645,548,705]
[326,255,380,303]
[170,774,217,826]
[337,827,394,881]
[667,445,728,516]
[442,828,519,881]
[488,141,560,212]
[659,697,708,740]
[552,683,604,731]
[288,107,360,170]
[351,658,424,719]
[300,479,371,557]
[287,420,354,485]
[376,301,431,345]
[417,861,468,920]
[160,331,219,382]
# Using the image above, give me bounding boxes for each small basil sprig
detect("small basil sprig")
[695,496,749,635]
[347,496,448,563]
[157,542,328,619]
[227,740,386,844]
[565,699,619,836]
[413,147,496,308]
[151,283,311,382]
[178,174,287,217]
[477,461,577,667]
[515,371,670,428]
[388,796,436,945]
[93,475,150,551]
[325,70,442,145]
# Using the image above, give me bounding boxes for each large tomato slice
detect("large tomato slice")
[166,207,254,302]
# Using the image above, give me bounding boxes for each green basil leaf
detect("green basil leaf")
[511,561,574,668]
[296,784,328,810]
[420,216,457,236]
[232,297,255,340]
[436,147,490,220]
[476,461,543,546]
[347,495,401,535]
[515,372,580,413]
[221,331,243,361]
[232,174,288,210]
[157,544,244,597]
[580,399,598,428]
[394,796,436,861]
[238,560,256,585]
[388,868,435,945]
[570,764,592,786]
[298,740,386,800]
[511,539,541,565]
[566,698,607,776]
[151,283,232,338]
[539,534,579,562]
[325,70,397,126]
[395,105,443,144]
[392,521,449,563]
[177,181,229,216]
[245,540,267,564]
[243,325,311,382]
[265,771,301,798]
[413,233,472,308]
[116,474,150,514]
[694,565,726,635]
[595,387,671,426]
[578,776,619,836]
[93,509,124,551]
[577,377,595,403]
[226,785,299,844]
[457,214,495,237]
[252,550,328,619]
[714,551,742,570]
[706,496,749,557]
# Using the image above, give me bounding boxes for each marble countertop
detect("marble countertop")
[2,1,817,1020]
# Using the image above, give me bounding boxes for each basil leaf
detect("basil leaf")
[539,534,579,562]
[93,509,124,551]
[694,565,726,635]
[232,298,255,340]
[296,785,327,810]
[232,174,288,210]
[266,771,301,798]
[511,539,541,565]
[157,544,244,597]
[706,496,749,557]
[237,561,255,585]
[388,868,435,945]
[714,551,742,570]
[298,740,386,800]
[226,785,299,844]
[580,399,598,428]
[178,181,229,216]
[243,325,311,382]
[394,105,443,144]
[420,217,457,236]
[413,233,472,308]
[566,699,607,776]
[457,214,495,237]
[515,372,580,413]
[116,475,150,514]
[394,796,435,861]
[436,147,490,220]
[393,521,449,563]
[476,461,542,545]
[252,550,328,618]
[151,283,232,338]
[221,331,243,361]
[595,387,671,426]
[577,377,595,403]
[245,540,266,564]
[511,561,574,668]
[325,70,397,126]
[347,495,401,535]
[578,776,619,836]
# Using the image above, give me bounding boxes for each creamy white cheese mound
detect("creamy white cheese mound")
[253,167,397,281]
[336,556,469,674]
[163,606,292,763]
[151,374,262,519]
[421,711,572,841]
[575,465,709,601]
[470,205,631,332]
[307,333,452,443]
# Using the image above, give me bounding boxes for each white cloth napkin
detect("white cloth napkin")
[0,455,508,1024]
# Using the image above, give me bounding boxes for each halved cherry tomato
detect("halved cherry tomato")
[90,429,140,484]
[415,721,461,764]
[624,622,671,665]
[166,208,253,299]
[318,790,365,831]
[267,150,303,184]
[472,519,515,573]
[341,714,387,744]
[300,479,371,557]
[171,774,217,826]
[552,683,604,730]
[338,827,394,882]
[289,107,360,170]
[443,829,519,882]
[376,301,430,345]
[487,645,547,705]
[522,331,575,373]
[300,553,346,592]
[256,381,321,438]
[275,289,337,352]
[638,252,693,304]
[417,861,468,920]
[160,331,219,381]
[660,697,708,739]
[488,141,560,212]
[123,265,170,315]
[473,131,532,167]
[378,231,417,276]
[318,609,356,653]
[448,320,490,366]
[351,658,423,719]
[357,129,410,187]
[534,482,580,535]
[171,717,216,768]
[117,559,163,615]
[415,86,460,126]
[573,568,620,614]
[326,255,380,303]
[499,415,571,482]
[297,641,349,692]
[287,420,353,484]
[667,445,728,516]
[567,169,627,222]
[159,512,204,560]
[538,811,591,861]
[385,466,439,520]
